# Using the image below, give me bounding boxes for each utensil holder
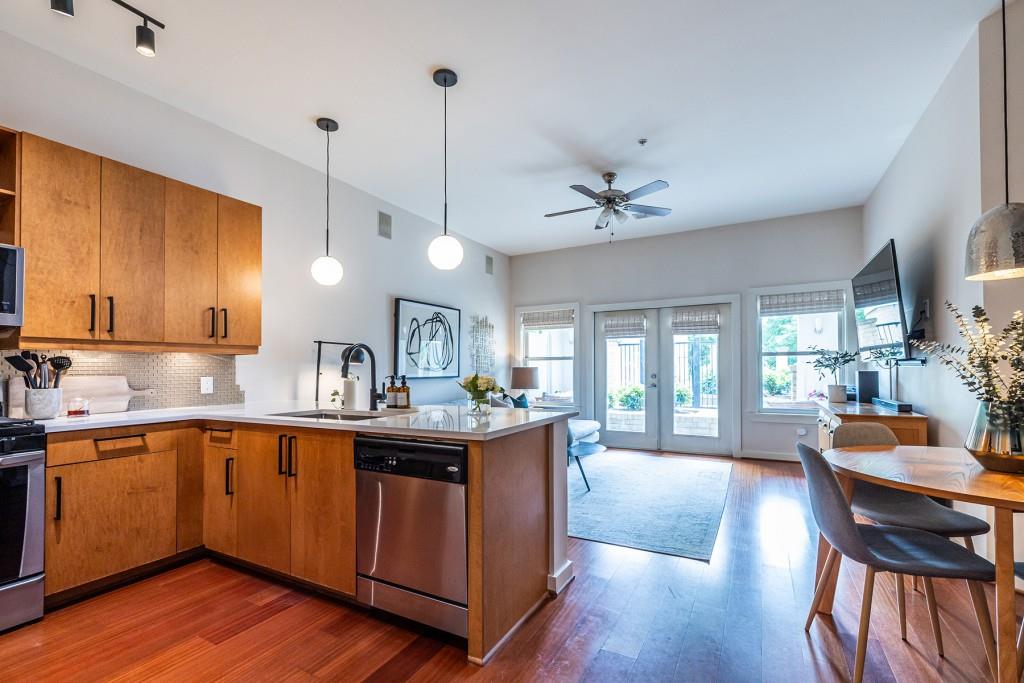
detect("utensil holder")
[25,388,62,420]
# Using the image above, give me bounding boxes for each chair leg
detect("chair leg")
[854,566,877,683]
[574,456,590,492]
[966,579,997,681]
[965,535,976,553]
[912,575,920,592]
[805,548,839,631]
[922,577,944,657]
[895,574,907,641]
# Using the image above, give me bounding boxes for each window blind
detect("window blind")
[671,306,720,334]
[521,308,575,330]
[852,279,897,307]
[758,289,845,316]
[603,310,647,337]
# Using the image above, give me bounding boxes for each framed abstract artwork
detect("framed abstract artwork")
[394,297,461,379]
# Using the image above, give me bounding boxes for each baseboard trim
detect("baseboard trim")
[547,559,575,594]
[738,449,799,462]
[468,592,549,666]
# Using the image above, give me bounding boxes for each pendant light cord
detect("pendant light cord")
[325,126,331,256]
[1002,0,1010,205]
[443,83,448,236]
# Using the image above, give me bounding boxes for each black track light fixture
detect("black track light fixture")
[50,0,74,17]
[135,19,155,57]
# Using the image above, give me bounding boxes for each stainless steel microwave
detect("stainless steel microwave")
[0,244,25,328]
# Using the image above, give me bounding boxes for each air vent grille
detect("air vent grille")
[377,211,392,239]
[485,255,494,275]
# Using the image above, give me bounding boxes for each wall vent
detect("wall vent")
[485,254,494,275]
[377,211,392,239]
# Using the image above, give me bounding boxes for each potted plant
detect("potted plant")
[811,347,858,403]
[458,373,504,414]
[913,302,1023,472]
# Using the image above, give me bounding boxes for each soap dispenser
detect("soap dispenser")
[397,375,410,407]
[384,375,399,408]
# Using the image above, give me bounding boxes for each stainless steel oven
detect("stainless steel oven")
[355,436,468,637]
[0,244,25,328]
[0,419,45,632]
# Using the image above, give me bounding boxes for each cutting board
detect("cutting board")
[6,375,156,418]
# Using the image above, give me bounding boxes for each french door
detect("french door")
[595,304,733,455]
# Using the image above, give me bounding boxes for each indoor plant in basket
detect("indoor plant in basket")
[811,347,858,402]
[458,373,504,414]
[913,302,1024,472]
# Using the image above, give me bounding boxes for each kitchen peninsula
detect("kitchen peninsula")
[40,403,576,666]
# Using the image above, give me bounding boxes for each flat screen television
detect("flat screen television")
[852,239,911,361]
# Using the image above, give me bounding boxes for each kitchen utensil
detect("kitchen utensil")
[28,353,41,388]
[49,356,72,388]
[38,362,49,390]
[5,355,37,389]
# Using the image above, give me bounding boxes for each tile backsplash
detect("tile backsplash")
[1,350,243,413]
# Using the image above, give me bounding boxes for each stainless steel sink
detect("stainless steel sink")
[271,408,418,422]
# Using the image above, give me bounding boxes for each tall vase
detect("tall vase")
[965,401,1024,473]
[469,391,491,415]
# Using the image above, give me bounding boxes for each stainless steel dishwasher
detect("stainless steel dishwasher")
[354,436,467,637]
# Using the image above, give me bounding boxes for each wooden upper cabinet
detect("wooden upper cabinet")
[217,195,261,347]
[164,179,218,344]
[19,134,101,340]
[100,159,165,342]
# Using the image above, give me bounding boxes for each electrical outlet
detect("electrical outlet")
[922,298,931,320]
[200,376,214,395]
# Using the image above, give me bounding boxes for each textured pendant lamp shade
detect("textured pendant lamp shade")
[311,117,343,285]
[965,0,1024,281]
[428,68,464,270]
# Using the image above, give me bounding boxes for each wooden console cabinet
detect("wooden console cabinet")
[817,400,928,451]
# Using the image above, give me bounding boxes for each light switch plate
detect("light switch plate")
[200,376,214,394]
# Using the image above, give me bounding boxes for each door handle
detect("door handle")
[221,308,229,339]
[54,476,62,521]
[209,307,217,338]
[225,457,235,495]
[89,294,97,333]
[277,434,287,475]
[287,436,297,477]
[106,296,115,333]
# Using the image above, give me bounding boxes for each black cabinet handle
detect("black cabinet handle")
[54,476,62,521]
[287,436,297,477]
[209,307,217,338]
[225,457,235,495]
[89,294,97,332]
[277,434,287,475]
[106,296,115,333]
[221,308,229,339]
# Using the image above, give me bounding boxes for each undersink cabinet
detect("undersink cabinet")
[235,430,291,573]
[45,451,178,596]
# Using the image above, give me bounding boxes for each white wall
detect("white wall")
[862,31,983,448]
[511,207,864,458]
[0,31,511,405]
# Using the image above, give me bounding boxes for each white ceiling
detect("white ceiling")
[0,0,996,255]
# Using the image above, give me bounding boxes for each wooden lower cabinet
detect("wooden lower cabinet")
[203,446,238,556]
[45,451,177,596]
[289,431,355,594]
[235,430,291,574]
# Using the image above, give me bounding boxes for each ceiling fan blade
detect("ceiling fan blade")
[613,208,628,224]
[622,180,669,202]
[624,204,672,217]
[570,184,603,201]
[594,206,613,230]
[544,206,598,218]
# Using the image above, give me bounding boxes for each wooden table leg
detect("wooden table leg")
[993,507,1016,683]
[815,474,854,615]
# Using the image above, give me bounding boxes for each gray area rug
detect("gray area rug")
[568,450,732,561]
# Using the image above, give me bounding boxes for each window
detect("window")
[757,289,846,413]
[519,307,576,405]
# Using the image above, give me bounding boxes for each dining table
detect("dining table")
[817,445,1024,683]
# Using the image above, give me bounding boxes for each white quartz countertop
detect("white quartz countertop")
[38,401,579,441]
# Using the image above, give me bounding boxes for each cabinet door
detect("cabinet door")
[165,179,218,344]
[289,432,355,594]
[217,195,261,347]
[19,134,101,339]
[100,159,165,342]
[203,446,238,556]
[45,451,177,595]
[236,430,290,573]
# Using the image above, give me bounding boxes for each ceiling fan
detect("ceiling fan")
[544,172,671,230]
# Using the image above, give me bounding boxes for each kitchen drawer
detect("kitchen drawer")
[204,424,238,449]
[48,427,180,467]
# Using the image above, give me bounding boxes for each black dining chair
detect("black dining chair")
[797,443,996,683]
[831,423,991,656]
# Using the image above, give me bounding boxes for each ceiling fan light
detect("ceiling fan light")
[613,208,628,224]
[428,234,464,270]
[311,255,344,286]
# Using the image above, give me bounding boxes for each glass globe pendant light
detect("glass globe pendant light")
[311,117,344,286]
[965,0,1024,281]
[428,68,464,270]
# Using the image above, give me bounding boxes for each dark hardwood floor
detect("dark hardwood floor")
[0,452,1010,682]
